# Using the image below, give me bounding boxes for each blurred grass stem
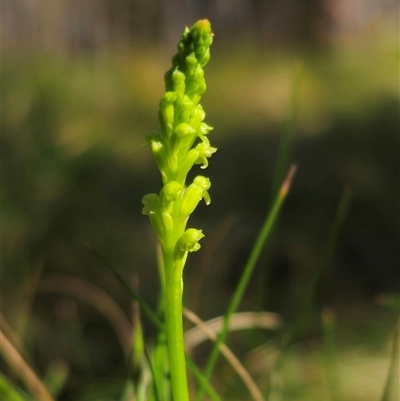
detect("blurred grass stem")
[38,275,133,356]
[196,165,296,400]
[86,242,164,330]
[270,63,304,201]
[380,321,399,401]
[322,308,341,401]
[257,64,304,310]
[0,329,54,401]
[281,187,352,351]
[184,307,266,401]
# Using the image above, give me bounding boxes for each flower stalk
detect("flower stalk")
[142,20,215,401]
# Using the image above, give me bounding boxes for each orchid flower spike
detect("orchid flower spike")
[141,20,214,401]
[142,19,215,265]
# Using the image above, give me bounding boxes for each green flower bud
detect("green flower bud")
[158,182,183,232]
[172,69,185,97]
[173,228,205,275]
[189,105,206,127]
[160,181,183,205]
[142,193,164,241]
[174,228,204,258]
[190,20,213,65]
[178,95,194,124]
[145,132,169,182]
[176,148,201,183]
[165,20,212,96]
[185,53,197,75]
[175,123,196,137]
[168,153,178,175]
[160,91,177,135]
[186,65,206,102]
[180,176,211,222]
[162,211,174,232]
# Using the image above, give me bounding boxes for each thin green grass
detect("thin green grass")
[0,373,30,401]
[380,322,399,401]
[185,358,222,401]
[42,360,69,399]
[282,187,352,351]
[322,308,341,401]
[196,165,297,401]
[144,346,162,401]
[272,187,352,400]
[257,64,304,311]
[270,64,304,202]
[85,243,164,331]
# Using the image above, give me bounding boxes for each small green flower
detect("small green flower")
[174,228,205,264]
[142,193,164,242]
[179,176,211,226]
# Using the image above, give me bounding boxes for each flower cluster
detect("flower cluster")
[142,20,215,268]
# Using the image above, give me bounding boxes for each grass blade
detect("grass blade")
[270,63,304,202]
[185,357,222,401]
[184,307,268,401]
[257,65,304,310]
[85,243,164,331]
[196,165,297,400]
[39,275,133,356]
[184,311,281,350]
[0,373,29,401]
[144,346,161,401]
[42,360,69,398]
[282,187,352,350]
[0,330,54,401]
[321,308,341,401]
[186,216,237,317]
[380,321,399,401]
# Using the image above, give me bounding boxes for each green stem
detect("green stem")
[164,249,190,401]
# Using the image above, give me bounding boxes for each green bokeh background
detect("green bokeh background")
[2,2,399,400]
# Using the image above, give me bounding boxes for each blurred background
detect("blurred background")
[2,1,399,400]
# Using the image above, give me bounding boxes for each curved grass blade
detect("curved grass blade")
[85,243,163,331]
[184,307,268,401]
[0,330,54,401]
